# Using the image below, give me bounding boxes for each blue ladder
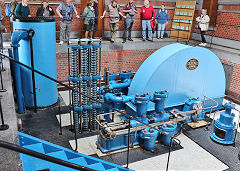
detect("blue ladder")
[18,132,132,171]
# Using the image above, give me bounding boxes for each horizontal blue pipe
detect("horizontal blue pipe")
[109,79,131,90]
[105,92,133,103]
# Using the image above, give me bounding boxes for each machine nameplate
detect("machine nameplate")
[186,58,199,70]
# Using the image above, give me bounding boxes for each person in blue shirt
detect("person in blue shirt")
[155,4,169,39]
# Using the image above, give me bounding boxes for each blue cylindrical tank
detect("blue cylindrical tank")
[13,17,58,107]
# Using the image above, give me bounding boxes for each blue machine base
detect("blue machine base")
[210,133,234,145]
[97,133,142,153]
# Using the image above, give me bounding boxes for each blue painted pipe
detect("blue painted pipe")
[109,79,131,90]
[104,93,132,103]
[102,72,132,90]
[119,71,132,80]
[11,30,30,114]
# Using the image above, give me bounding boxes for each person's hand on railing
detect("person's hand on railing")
[100,16,104,19]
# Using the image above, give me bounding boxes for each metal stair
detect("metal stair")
[18,132,132,171]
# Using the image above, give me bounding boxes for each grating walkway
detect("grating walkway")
[18,132,132,171]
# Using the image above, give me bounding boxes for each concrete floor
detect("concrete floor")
[0,57,22,170]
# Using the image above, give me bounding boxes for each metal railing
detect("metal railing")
[2,16,240,49]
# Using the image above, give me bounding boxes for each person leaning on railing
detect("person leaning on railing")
[14,0,31,17]
[56,0,80,45]
[36,0,55,17]
[100,0,126,43]
[196,9,210,47]
[83,0,95,39]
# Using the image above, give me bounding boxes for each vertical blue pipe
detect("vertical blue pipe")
[11,30,29,114]
[12,46,24,113]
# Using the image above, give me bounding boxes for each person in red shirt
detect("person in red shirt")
[140,0,155,41]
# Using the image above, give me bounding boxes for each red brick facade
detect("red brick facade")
[221,59,240,100]
[1,1,240,100]
[56,49,156,81]
[1,1,239,40]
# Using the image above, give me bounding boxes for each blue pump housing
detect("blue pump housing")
[140,128,159,151]
[210,103,236,144]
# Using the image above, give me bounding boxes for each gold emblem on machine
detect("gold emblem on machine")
[186,58,199,70]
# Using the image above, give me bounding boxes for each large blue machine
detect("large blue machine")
[11,17,58,112]
[128,43,225,111]
[97,43,227,153]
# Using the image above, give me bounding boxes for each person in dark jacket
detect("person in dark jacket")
[15,0,31,17]
[36,0,55,17]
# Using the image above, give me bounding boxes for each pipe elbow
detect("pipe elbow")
[109,79,131,90]
[108,94,124,103]
[11,30,29,46]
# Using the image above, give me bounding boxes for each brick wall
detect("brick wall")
[214,11,240,41]
[56,49,156,81]
[56,48,240,101]
[221,59,240,100]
